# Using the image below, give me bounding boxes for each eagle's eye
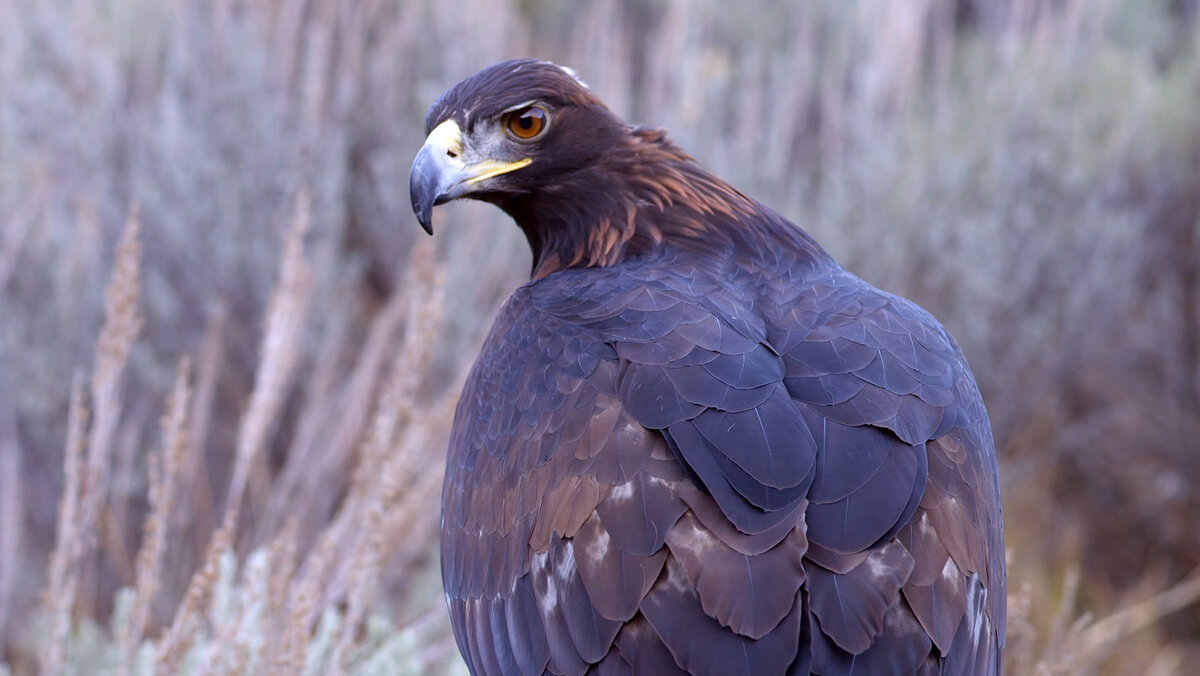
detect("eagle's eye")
[505,106,548,140]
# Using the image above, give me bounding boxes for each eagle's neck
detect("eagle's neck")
[500,129,789,279]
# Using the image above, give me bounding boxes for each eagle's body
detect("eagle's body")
[411,60,1004,675]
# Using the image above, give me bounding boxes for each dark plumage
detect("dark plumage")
[410,59,1005,676]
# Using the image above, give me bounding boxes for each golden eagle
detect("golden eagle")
[410,59,1005,675]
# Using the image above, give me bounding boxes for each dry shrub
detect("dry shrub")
[3,0,1200,674]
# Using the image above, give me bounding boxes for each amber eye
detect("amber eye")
[506,106,548,140]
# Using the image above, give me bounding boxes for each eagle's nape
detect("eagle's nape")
[411,58,1005,676]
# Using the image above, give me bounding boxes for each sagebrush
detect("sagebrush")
[2,0,1199,673]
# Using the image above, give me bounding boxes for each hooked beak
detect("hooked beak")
[409,119,532,234]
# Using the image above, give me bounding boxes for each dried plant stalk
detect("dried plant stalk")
[119,357,192,675]
[326,238,448,671]
[182,304,227,553]
[195,545,268,676]
[258,519,300,670]
[0,391,22,650]
[42,205,143,674]
[329,476,391,675]
[154,524,234,674]
[41,377,89,676]
[79,205,144,618]
[224,190,312,529]
[349,237,443,497]
[273,527,340,675]
[1077,567,1200,667]
[263,280,406,540]
[86,205,144,524]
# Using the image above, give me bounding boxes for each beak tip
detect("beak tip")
[411,144,442,236]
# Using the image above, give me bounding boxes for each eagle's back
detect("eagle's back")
[441,236,1004,675]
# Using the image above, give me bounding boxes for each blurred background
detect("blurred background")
[2,0,1199,673]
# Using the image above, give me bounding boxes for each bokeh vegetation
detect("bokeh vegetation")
[2,0,1199,673]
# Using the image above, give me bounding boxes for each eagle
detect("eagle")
[409,59,1005,676]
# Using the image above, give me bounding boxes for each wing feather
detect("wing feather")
[807,540,915,653]
[640,557,805,676]
[441,253,1003,674]
[574,512,668,622]
[664,511,807,639]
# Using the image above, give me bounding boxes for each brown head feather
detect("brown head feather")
[422,59,827,278]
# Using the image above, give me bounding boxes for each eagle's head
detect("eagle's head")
[409,59,629,234]
[410,59,777,278]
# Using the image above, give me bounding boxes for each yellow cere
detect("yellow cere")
[466,157,532,185]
